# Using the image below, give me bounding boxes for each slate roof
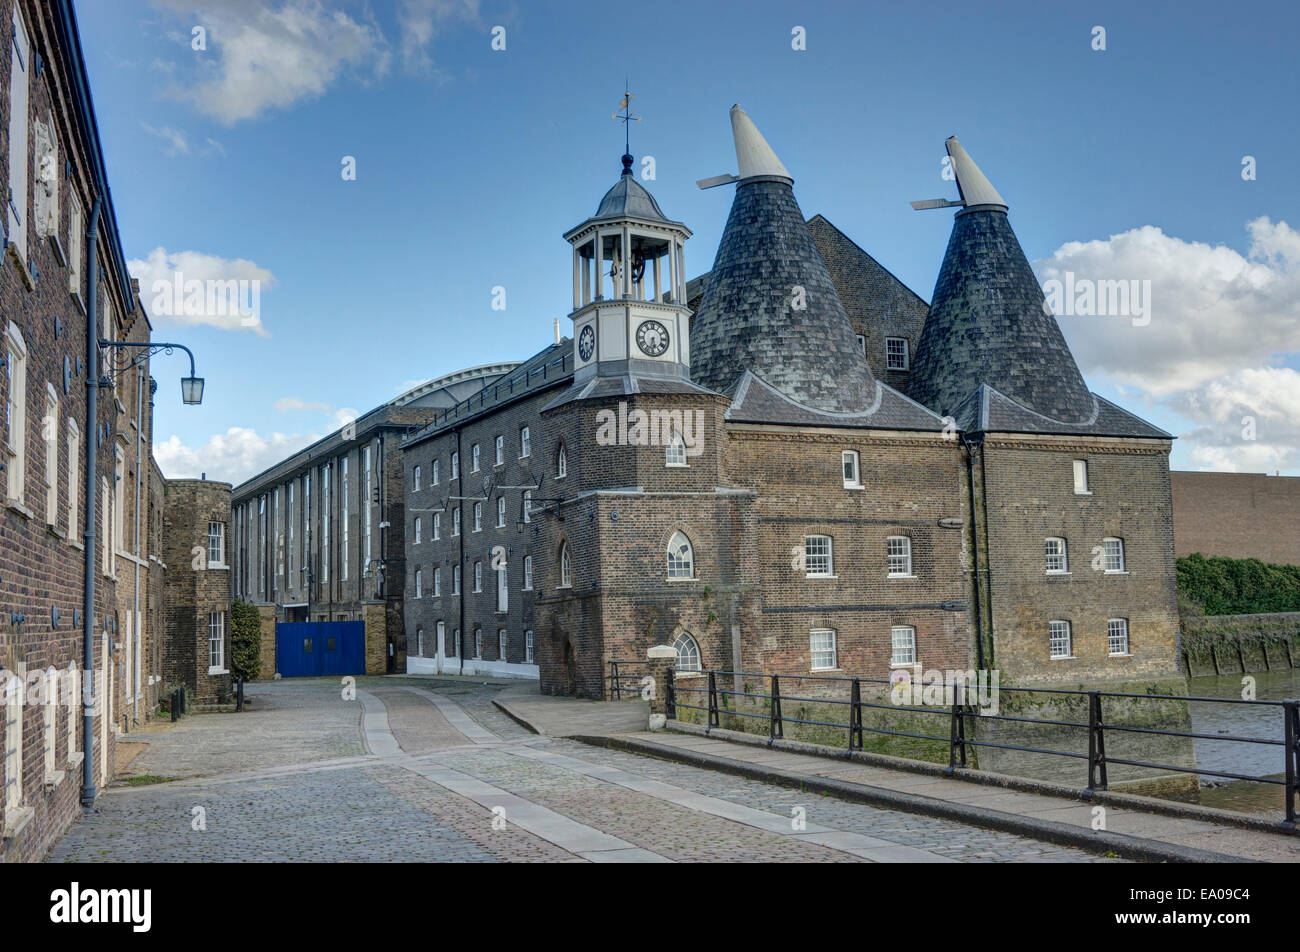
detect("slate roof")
[690,177,877,413]
[591,173,671,223]
[909,207,1095,424]
[541,373,718,414]
[950,384,1173,439]
[726,372,948,430]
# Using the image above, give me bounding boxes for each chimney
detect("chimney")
[553,318,561,344]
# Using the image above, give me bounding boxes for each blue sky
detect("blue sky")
[75,0,1300,482]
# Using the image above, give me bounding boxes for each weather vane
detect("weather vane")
[612,82,641,173]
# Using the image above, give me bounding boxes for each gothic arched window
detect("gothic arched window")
[672,632,701,672]
[666,531,694,579]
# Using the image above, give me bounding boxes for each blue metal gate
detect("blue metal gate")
[276,621,365,678]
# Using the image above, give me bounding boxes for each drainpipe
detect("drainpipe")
[456,428,465,673]
[81,196,102,808]
[960,432,985,671]
[132,355,143,723]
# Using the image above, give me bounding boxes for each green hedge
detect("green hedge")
[1177,553,1300,615]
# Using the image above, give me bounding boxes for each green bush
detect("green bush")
[1177,553,1300,616]
[230,599,263,684]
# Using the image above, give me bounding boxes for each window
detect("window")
[43,387,57,523]
[667,531,694,579]
[559,541,572,588]
[437,621,445,655]
[3,671,22,810]
[1073,459,1089,494]
[474,560,482,592]
[362,448,372,573]
[496,496,506,528]
[450,451,459,480]
[112,446,124,574]
[433,512,440,540]
[209,611,226,670]
[321,464,329,584]
[288,482,295,581]
[887,536,912,577]
[804,535,833,577]
[416,627,423,656]
[69,191,84,296]
[208,521,226,566]
[42,668,57,779]
[525,630,535,663]
[523,490,532,523]
[496,560,508,612]
[855,334,866,356]
[432,458,440,485]
[520,426,531,458]
[64,662,77,764]
[842,450,860,488]
[471,444,480,472]
[414,516,422,544]
[341,457,349,581]
[66,420,79,536]
[474,628,483,658]
[495,435,504,466]
[891,626,917,666]
[810,629,837,671]
[1044,537,1068,574]
[665,432,687,467]
[433,566,441,597]
[414,568,423,598]
[498,628,507,661]
[557,444,567,478]
[1049,620,1072,659]
[523,555,533,590]
[453,508,461,536]
[452,564,461,595]
[413,466,421,491]
[1103,537,1125,573]
[473,501,482,532]
[451,628,460,656]
[6,322,28,501]
[886,337,909,371]
[1108,618,1130,656]
[673,632,701,672]
[100,477,110,575]
[8,4,30,265]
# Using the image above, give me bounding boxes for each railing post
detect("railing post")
[665,667,676,719]
[1086,690,1108,792]
[707,670,720,730]
[769,674,783,744]
[1284,699,1298,829]
[849,678,863,752]
[948,699,967,771]
[610,661,621,701]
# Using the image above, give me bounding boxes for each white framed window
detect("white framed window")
[437,621,446,655]
[6,322,28,501]
[432,458,440,485]
[804,535,833,577]
[855,333,866,356]
[450,451,459,480]
[208,521,226,566]
[362,448,372,573]
[887,536,912,577]
[665,432,687,467]
[891,626,917,666]
[498,628,507,660]
[525,630,535,663]
[1073,459,1090,494]
[433,512,441,540]
[1108,618,1130,656]
[452,564,461,594]
[673,632,701,672]
[473,501,482,532]
[64,661,78,764]
[414,516,422,544]
[416,627,423,656]
[112,446,124,573]
[66,419,79,536]
[3,671,23,810]
[209,611,226,671]
[523,490,532,523]
[523,555,533,590]
[42,668,56,780]
[1102,537,1125,573]
[413,465,421,491]
[559,541,572,588]
[557,444,567,478]
[8,3,30,266]
[43,386,57,524]
[1049,620,1072,659]
[886,337,909,371]
[842,450,860,488]
[496,496,506,528]
[288,482,295,581]
[414,567,423,599]
[69,190,84,296]
[433,566,441,597]
[474,628,483,659]
[100,477,110,575]
[667,530,694,579]
[810,629,837,671]
[1044,537,1068,574]
[341,457,349,581]
[471,444,480,472]
[520,426,531,458]
[473,560,482,592]
[496,560,508,612]
[453,507,461,536]
[495,435,504,466]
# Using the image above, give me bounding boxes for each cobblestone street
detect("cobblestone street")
[46,679,1121,863]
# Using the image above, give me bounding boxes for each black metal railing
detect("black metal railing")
[668,668,1300,828]
[608,660,650,701]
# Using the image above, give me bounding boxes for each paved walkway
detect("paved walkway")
[46,679,1116,863]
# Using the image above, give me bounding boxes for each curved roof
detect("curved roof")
[592,174,669,223]
[392,362,519,407]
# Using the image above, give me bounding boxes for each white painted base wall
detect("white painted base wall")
[405,655,539,680]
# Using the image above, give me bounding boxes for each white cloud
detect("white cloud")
[273,397,332,413]
[155,427,317,484]
[331,407,360,430]
[128,246,275,335]
[141,122,190,156]
[157,0,390,123]
[1034,218,1300,474]
[398,0,479,72]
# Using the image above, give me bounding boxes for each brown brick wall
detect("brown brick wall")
[1171,471,1300,566]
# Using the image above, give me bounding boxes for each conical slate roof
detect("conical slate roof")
[909,139,1093,424]
[592,170,669,223]
[691,107,876,412]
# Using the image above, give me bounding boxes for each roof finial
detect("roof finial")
[612,82,641,175]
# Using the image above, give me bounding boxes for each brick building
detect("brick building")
[161,478,232,704]
[399,108,1182,696]
[1170,471,1300,566]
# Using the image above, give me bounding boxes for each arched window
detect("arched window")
[559,541,572,588]
[413,466,421,491]
[416,627,423,655]
[557,443,568,479]
[414,568,422,598]
[665,431,687,467]
[414,516,422,544]
[666,531,694,579]
[672,631,701,672]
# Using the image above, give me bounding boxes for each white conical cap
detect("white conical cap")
[946,136,1007,209]
[730,104,792,181]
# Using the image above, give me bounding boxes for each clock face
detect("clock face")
[578,325,595,361]
[635,320,670,357]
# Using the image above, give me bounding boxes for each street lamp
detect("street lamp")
[181,375,204,405]
[100,340,204,407]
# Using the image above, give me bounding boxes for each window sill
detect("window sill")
[44,768,65,790]
[1049,655,1077,661]
[1074,490,1093,496]
[207,562,229,571]
[666,463,689,469]
[2,805,34,839]
[843,483,862,491]
[9,244,35,290]
[1045,571,1071,577]
[70,290,86,315]
[811,667,842,674]
[1104,570,1130,576]
[46,521,65,539]
[889,662,919,669]
[49,234,67,266]
[666,576,698,583]
[207,666,229,676]
[66,751,83,768]
[556,584,572,590]
[1108,653,1133,659]
[69,538,84,551]
[5,499,34,520]
[887,574,917,580]
[806,574,838,580]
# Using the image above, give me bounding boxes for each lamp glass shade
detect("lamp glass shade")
[181,376,205,405]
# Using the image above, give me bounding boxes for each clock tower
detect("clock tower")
[562,150,693,386]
